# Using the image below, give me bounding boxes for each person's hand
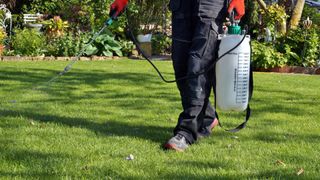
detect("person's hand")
[109,0,129,18]
[227,0,245,20]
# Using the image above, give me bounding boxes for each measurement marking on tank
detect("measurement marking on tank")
[236,53,250,104]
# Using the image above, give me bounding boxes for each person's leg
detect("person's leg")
[164,0,195,151]
[174,17,221,144]
[166,0,226,149]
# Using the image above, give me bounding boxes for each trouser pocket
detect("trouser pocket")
[198,0,227,19]
[189,19,219,61]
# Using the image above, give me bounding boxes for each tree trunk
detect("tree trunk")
[289,0,305,29]
[255,0,267,12]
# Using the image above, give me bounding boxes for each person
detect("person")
[109,0,245,151]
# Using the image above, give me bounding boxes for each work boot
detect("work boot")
[164,134,190,152]
[198,118,219,138]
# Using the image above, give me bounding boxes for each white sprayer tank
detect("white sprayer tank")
[216,33,251,112]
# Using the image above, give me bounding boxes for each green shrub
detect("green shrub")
[276,27,319,67]
[301,28,319,67]
[45,32,90,57]
[251,41,288,69]
[152,33,171,55]
[119,39,135,57]
[12,28,45,56]
[22,0,113,31]
[259,4,288,36]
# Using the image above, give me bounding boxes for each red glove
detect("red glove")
[109,0,129,18]
[227,0,245,20]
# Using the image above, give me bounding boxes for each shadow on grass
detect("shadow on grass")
[0,148,70,178]
[245,128,320,144]
[0,67,180,110]
[0,109,172,144]
[0,66,180,146]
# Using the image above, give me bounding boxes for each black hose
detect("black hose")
[126,12,248,83]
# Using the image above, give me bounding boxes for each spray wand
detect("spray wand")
[36,11,119,89]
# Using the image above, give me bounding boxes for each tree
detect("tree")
[289,0,306,29]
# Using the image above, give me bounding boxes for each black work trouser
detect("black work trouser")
[169,0,227,144]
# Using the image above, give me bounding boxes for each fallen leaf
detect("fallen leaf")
[296,168,304,176]
[30,121,35,126]
[275,160,286,167]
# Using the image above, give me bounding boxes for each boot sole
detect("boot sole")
[164,143,185,152]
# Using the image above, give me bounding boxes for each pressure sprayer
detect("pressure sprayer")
[216,21,251,111]
[213,16,253,132]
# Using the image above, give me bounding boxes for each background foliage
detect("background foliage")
[11,28,45,56]
[248,2,320,68]
[1,0,319,68]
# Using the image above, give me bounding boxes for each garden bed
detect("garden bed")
[0,55,172,61]
[1,56,319,75]
[0,56,121,61]
[255,66,320,75]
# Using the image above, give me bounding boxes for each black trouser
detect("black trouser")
[169,0,227,144]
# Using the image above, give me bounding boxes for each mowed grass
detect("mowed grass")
[0,59,319,179]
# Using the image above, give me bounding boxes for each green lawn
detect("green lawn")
[0,59,319,179]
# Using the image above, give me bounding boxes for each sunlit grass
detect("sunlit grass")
[0,59,319,179]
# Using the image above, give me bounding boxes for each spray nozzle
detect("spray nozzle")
[105,5,128,26]
[224,10,242,35]
[229,10,240,26]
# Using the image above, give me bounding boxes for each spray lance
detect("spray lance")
[38,4,127,87]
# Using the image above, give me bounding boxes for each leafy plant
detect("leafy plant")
[0,27,7,56]
[0,27,7,44]
[276,27,319,67]
[11,28,45,56]
[119,39,135,57]
[45,31,89,57]
[251,40,287,69]
[22,0,113,31]
[260,4,288,36]
[152,33,171,55]
[301,28,319,67]
[42,16,69,37]
[84,32,123,57]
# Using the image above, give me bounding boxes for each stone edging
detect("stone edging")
[2,56,319,75]
[0,56,120,61]
[254,66,320,75]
